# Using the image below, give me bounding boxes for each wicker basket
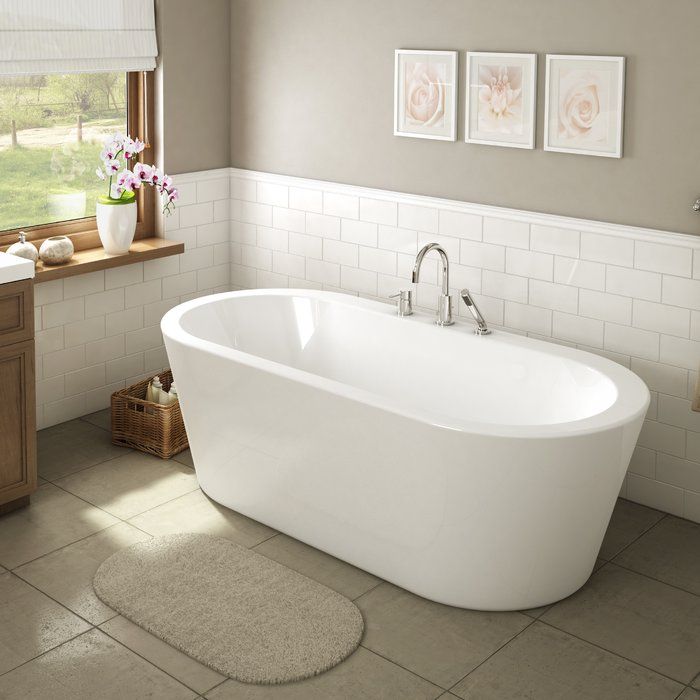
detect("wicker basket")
[111,370,188,459]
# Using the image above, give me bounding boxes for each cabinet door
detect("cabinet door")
[0,339,36,505]
[0,279,33,346]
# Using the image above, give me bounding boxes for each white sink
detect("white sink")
[0,251,35,285]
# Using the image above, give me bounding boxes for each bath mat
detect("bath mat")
[92,533,364,684]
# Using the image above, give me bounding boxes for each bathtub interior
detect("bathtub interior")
[178,292,619,427]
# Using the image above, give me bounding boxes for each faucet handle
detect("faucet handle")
[389,289,413,317]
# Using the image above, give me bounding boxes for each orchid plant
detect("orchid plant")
[95,132,179,214]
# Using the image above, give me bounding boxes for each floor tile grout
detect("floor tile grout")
[39,449,135,484]
[7,520,147,573]
[6,568,101,629]
[609,559,700,599]
[78,414,112,433]
[202,677,229,697]
[351,579,384,602]
[48,461,199,523]
[607,511,668,560]
[358,645,449,691]
[97,622,215,696]
[537,614,692,687]
[445,615,538,693]
[0,624,95,681]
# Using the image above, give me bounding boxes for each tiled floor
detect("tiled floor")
[0,413,699,699]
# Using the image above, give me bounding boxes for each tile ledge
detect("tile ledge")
[230,167,700,249]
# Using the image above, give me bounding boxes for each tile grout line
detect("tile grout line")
[537,614,692,688]
[358,645,449,692]
[351,579,384,603]
[47,458,199,524]
[8,520,148,573]
[97,622,216,697]
[610,559,700,599]
[0,621,94,681]
[38,444,136,484]
[11,578,102,636]
[201,677,230,697]
[13,457,198,571]
[444,616,539,694]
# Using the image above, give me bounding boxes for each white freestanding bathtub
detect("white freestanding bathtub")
[162,289,649,610]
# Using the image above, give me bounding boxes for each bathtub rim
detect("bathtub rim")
[161,288,650,440]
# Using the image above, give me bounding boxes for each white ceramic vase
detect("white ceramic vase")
[96,193,137,255]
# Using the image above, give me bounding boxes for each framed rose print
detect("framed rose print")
[394,49,457,141]
[544,55,625,158]
[465,52,537,149]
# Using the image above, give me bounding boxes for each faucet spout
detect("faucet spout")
[412,243,450,295]
[412,242,453,325]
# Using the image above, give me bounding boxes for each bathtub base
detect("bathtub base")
[180,364,637,610]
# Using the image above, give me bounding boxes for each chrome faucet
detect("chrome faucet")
[412,243,454,326]
[460,289,491,335]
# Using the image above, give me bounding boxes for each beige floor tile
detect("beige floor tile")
[452,621,683,700]
[55,451,199,519]
[695,671,700,689]
[542,564,700,684]
[205,647,442,700]
[128,489,275,547]
[598,498,665,560]
[100,615,225,695]
[38,419,128,481]
[0,483,118,569]
[613,516,700,595]
[253,534,381,600]
[80,408,111,432]
[355,583,530,688]
[0,628,196,699]
[521,560,606,619]
[0,572,90,675]
[680,689,700,700]
[173,449,194,468]
[14,522,151,625]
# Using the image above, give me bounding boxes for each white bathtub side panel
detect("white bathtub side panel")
[165,336,641,610]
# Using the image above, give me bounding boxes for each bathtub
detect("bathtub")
[162,289,649,610]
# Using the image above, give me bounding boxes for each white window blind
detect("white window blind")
[0,0,157,76]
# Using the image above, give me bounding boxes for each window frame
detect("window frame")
[0,71,155,251]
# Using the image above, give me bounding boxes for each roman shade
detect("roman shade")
[0,0,157,76]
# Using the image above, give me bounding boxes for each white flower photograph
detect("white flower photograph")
[394,49,457,141]
[465,52,537,149]
[544,55,625,157]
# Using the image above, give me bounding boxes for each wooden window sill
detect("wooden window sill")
[33,237,184,283]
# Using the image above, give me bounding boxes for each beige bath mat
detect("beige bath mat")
[93,533,364,684]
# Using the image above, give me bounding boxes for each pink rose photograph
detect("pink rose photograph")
[394,50,457,141]
[465,52,537,149]
[545,55,625,158]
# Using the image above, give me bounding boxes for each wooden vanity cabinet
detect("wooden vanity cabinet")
[0,279,36,514]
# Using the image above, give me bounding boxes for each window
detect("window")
[0,71,154,248]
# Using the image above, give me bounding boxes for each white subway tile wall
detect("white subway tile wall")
[32,167,700,523]
[34,171,231,432]
[228,169,700,523]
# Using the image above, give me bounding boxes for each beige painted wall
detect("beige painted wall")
[229,0,700,235]
[157,0,231,175]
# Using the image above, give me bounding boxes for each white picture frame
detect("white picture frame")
[394,49,458,141]
[544,54,625,158]
[465,51,537,149]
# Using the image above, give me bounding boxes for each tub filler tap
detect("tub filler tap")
[460,289,491,335]
[412,243,454,326]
